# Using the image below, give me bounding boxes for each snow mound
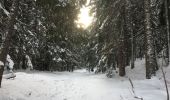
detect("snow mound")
[6,55,14,70]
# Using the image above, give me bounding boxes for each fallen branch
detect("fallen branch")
[128,78,143,100]
[161,66,169,100]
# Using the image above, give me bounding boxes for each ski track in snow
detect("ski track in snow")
[0,67,168,100]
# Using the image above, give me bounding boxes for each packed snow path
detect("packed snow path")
[0,69,168,100]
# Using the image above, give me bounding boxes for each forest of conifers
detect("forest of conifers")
[0,0,170,87]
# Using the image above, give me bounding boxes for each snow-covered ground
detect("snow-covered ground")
[0,59,169,100]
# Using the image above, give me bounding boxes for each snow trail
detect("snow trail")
[0,68,168,100]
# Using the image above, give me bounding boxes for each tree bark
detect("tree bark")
[144,0,157,79]
[165,0,170,64]
[119,6,126,76]
[125,0,134,69]
[0,0,19,87]
[118,39,126,76]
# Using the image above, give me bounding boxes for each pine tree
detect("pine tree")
[0,0,19,87]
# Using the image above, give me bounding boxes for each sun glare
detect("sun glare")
[76,0,93,29]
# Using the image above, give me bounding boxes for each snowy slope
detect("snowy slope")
[0,60,169,100]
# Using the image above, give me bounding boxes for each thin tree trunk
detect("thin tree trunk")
[161,66,169,100]
[119,6,126,76]
[131,28,135,69]
[144,0,157,79]
[118,41,126,76]
[0,0,19,87]
[165,0,170,64]
[125,0,134,69]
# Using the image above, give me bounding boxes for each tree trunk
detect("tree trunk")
[165,0,170,64]
[118,35,126,76]
[0,0,19,87]
[119,7,126,76]
[144,0,157,79]
[125,0,134,69]
[130,24,135,69]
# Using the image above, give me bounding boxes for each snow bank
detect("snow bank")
[126,59,170,81]
[3,73,16,79]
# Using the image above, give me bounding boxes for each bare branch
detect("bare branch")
[161,66,169,100]
[129,78,143,100]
